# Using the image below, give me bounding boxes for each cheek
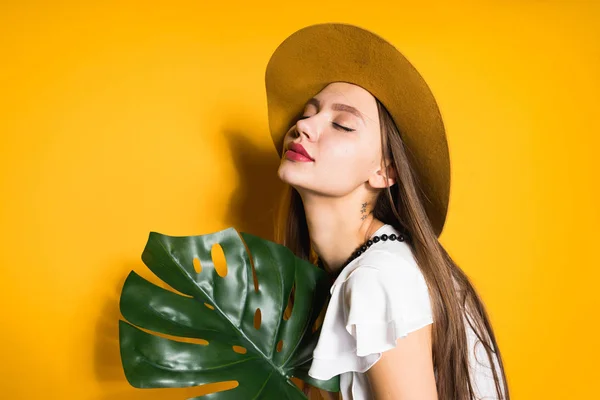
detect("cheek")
[320,140,373,178]
[329,134,376,160]
[319,140,350,168]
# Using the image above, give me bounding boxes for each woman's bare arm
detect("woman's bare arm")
[366,323,438,400]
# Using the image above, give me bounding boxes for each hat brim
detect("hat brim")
[265,23,450,237]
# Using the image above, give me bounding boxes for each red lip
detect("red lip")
[286,142,314,161]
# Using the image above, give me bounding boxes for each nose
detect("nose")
[294,114,320,142]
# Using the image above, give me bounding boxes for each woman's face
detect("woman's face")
[277,81,384,197]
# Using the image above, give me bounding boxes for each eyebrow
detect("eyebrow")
[305,97,366,124]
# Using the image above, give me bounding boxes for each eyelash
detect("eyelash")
[298,115,355,132]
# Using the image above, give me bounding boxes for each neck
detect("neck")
[298,189,385,276]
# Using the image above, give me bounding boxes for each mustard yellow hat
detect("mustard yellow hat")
[265,23,450,237]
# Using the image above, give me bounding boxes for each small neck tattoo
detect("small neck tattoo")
[360,202,368,220]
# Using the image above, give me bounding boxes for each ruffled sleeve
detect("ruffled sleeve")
[307,249,434,383]
[344,262,434,360]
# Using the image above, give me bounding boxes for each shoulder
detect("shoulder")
[332,249,434,362]
[357,244,420,275]
[334,243,426,294]
[307,238,434,382]
[342,249,431,312]
[338,245,434,336]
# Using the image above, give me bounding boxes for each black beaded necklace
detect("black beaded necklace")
[316,228,410,281]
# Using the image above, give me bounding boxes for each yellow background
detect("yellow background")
[1,1,598,399]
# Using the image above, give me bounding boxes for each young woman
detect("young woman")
[265,24,510,400]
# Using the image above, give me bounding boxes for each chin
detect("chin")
[277,161,298,185]
[278,163,311,191]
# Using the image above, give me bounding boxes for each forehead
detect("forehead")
[309,82,379,126]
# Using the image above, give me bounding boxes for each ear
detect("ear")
[368,158,396,189]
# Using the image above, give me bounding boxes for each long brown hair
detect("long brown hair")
[275,97,510,400]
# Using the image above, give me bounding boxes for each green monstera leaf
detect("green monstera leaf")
[119,227,339,399]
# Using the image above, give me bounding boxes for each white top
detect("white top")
[307,224,505,400]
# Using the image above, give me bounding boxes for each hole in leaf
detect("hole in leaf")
[193,257,202,273]
[312,301,328,333]
[276,339,284,352]
[204,302,214,310]
[211,243,228,278]
[232,345,247,354]
[254,308,261,329]
[283,282,295,321]
[138,327,209,346]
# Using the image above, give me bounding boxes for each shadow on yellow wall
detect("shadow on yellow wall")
[92,133,285,399]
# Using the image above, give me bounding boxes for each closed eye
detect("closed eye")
[333,122,355,132]
[298,115,355,132]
